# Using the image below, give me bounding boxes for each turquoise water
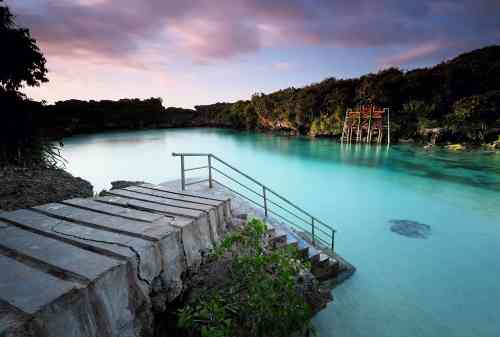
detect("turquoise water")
[62,128,500,337]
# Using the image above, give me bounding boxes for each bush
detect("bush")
[0,91,64,167]
[177,219,314,337]
[446,90,500,142]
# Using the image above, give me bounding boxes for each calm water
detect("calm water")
[62,128,500,337]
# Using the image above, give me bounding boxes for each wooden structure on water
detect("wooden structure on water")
[341,105,391,145]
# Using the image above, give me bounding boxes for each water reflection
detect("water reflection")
[222,129,500,192]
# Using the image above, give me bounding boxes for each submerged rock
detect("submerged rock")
[389,219,431,239]
[446,143,466,151]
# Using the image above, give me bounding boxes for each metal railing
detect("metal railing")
[172,152,336,253]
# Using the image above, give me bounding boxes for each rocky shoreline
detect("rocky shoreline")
[0,166,93,211]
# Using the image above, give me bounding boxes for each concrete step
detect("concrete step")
[104,188,228,240]
[106,189,213,212]
[62,198,163,223]
[96,195,203,218]
[141,183,232,225]
[0,184,231,337]
[32,203,174,242]
[269,229,288,248]
[127,186,223,207]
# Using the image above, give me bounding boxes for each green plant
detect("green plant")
[178,218,314,337]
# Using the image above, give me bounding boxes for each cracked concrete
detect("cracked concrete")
[0,183,231,337]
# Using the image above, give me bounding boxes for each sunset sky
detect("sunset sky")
[8,0,500,108]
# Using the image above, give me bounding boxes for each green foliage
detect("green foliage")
[0,0,47,91]
[194,46,500,143]
[43,97,195,135]
[446,90,500,142]
[178,218,313,337]
[0,2,58,167]
[0,91,65,167]
[310,114,340,137]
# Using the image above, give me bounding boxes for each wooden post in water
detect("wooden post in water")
[387,108,391,145]
[367,109,372,143]
[356,112,361,142]
[341,111,348,144]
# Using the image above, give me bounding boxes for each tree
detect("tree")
[0,0,48,92]
[447,91,500,142]
[0,1,52,166]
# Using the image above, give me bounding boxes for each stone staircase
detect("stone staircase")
[232,213,340,281]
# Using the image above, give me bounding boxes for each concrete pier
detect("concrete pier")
[0,184,231,337]
[0,179,350,337]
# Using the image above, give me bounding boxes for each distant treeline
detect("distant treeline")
[195,46,500,144]
[40,98,199,137]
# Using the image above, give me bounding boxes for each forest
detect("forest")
[41,98,197,137]
[195,46,500,144]
[41,45,500,144]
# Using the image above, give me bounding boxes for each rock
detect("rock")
[389,219,431,239]
[110,180,146,190]
[399,138,415,143]
[296,269,332,313]
[0,166,93,211]
[418,127,446,145]
[423,143,434,151]
[235,213,248,220]
[445,143,466,151]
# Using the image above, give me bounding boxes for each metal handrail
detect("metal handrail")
[172,152,336,253]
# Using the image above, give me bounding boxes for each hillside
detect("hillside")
[33,46,500,144]
[194,45,500,144]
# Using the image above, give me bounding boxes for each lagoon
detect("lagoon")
[62,128,500,337]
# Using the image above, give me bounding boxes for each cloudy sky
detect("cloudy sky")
[8,0,500,108]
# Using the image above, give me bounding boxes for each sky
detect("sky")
[8,0,500,108]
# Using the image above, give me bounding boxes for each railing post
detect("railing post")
[208,154,213,188]
[263,186,268,217]
[331,230,335,253]
[180,155,185,190]
[311,218,316,245]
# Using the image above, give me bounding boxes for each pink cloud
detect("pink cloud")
[378,42,445,67]
[8,0,500,66]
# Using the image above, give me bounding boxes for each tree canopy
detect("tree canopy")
[194,45,500,143]
[0,0,47,92]
[0,1,52,166]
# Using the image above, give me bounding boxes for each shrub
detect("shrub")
[0,91,64,167]
[177,218,314,337]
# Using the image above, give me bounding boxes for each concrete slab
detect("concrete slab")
[0,181,230,337]
[128,185,223,207]
[106,189,213,212]
[62,198,163,223]
[149,183,232,225]
[95,195,218,258]
[0,254,82,314]
[0,209,170,295]
[0,221,122,283]
[96,194,202,218]
[142,183,229,202]
[33,203,175,241]
[123,186,226,240]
